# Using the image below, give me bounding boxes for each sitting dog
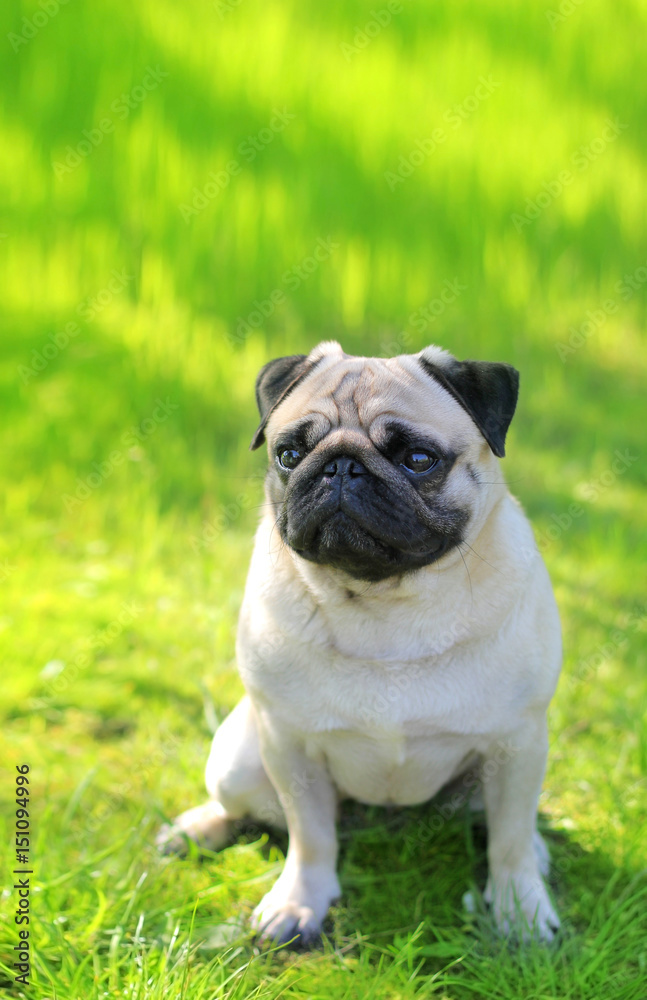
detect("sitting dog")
[159,340,562,944]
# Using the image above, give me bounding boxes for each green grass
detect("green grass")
[1,0,646,996]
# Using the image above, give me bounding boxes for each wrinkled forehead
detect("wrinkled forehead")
[265,354,478,449]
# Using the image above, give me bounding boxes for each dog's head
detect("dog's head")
[250,342,519,582]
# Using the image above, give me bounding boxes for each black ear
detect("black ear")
[250,354,317,450]
[419,356,519,457]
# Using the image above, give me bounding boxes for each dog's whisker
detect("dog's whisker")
[267,517,286,568]
[477,477,526,485]
[457,542,474,607]
[460,539,501,573]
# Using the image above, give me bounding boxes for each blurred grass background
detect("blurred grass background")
[0,0,646,997]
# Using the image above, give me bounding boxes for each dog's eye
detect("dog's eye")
[401,450,438,474]
[278,448,303,470]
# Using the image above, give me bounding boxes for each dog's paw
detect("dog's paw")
[251,899,323,947]
[250,865,340,947]
[485,868,560,943]
[156,801,230,856]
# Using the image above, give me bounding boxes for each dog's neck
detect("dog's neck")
[250,488,539,662]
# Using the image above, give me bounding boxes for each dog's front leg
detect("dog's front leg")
[483,718,560,942]
[250,712,340,946]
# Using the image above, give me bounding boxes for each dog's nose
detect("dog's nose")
[322,456,368,478]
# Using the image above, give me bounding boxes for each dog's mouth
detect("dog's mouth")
[286,508,451,582]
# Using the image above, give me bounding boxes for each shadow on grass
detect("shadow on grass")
[186,794,645,998]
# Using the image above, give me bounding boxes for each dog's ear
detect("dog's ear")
[419,353,519,457]
[250,354,314,450]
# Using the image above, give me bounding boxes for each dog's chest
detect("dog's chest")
[246,633,512,737]
[244,641,510,807]
[303,724,477,806]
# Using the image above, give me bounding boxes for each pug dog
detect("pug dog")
[158,341,562,944]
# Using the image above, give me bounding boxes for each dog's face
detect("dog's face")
[250,342,519,582]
